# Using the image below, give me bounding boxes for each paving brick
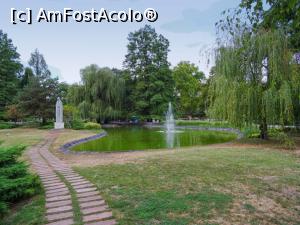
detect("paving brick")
[80,200,105,209]
[47,195,71,202]
[84,219,116,225]
[46,218,74,225]
[44,182,65,188]
[47,205,73,214]
[40,175,57,179]
[43,179,62,185]
[70,180,89,186]
[73,183,94,189]
[46,185,67,191]
[77,191,99,198]
[61,171,75,174]
[46,199,72,208]
[66,178,86,183]
[64,175,82,179]
[81,205,108,215]
[47,211,73,221]
[78,195,102,203]
[47,190,69,198]
[83,212,113,223]
[42,177,60,182]
[46,187,69,194]
[75,187,97,193]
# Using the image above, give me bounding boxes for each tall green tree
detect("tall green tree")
[241,0,300,50]
[20,67,34,89]
[0,30,23,112]
[173,61,206,117]
[17,50,59,124]
[124,25,174,117]
[28,49,51,79]
[209,30,300,139]
[217,0,300,51]
[67,65,125,123]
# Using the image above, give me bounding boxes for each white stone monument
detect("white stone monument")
[54,97,64,129]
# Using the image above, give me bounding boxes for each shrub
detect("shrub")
[38,123,54,130]
[176,120,231,128]
[242,126,260,138]
[71,120,85,130]
[0,122,15,129]
[83,122,101,130]
[0,145,40,216]
[275,132,296,150]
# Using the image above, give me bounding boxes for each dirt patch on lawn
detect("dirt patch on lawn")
[212,184,300,225]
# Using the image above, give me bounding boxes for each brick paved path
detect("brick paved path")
[27,132,116,225]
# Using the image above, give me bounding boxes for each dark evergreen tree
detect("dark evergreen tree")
[0,30,23,112]
[20,67,34,89]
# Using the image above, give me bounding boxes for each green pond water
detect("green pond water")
[72,127,237,152]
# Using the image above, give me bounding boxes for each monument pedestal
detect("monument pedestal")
[55,122,64,129]
[54,97,64,130]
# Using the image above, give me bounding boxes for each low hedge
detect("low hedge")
[71,120,101,130]
[0,145,40,216]
[0,122,15,129]
[83,122,101,130]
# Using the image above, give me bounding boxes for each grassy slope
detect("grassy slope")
[77,147,300,225]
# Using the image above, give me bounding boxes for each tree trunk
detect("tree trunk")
[259,118,268,139]
[41,117,47,125]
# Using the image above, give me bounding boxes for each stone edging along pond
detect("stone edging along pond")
[60,130,108,154]
[60,126,244,155]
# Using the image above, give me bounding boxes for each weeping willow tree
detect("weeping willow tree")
[68,65,125,123]
[209,30,300,139]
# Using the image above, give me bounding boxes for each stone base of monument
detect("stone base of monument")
[54,122,64,129]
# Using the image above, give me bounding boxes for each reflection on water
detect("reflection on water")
[166,131,174,148]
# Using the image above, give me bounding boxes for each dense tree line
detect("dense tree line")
[0,26,209,124]
[0,32,67,124]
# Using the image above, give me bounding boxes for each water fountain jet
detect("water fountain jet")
[166,102,175,133]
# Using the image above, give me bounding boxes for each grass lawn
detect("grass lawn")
[0,194,45,225]
[76,147,300,225]
[0,128,48,147]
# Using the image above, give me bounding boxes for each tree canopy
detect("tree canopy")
[67,65,125,123]
[217,0,300,51]
[209,29,300,138]
[173,61,206,117]
[0,30,22,112]
[17,50,60,124]
[124,25,174,117]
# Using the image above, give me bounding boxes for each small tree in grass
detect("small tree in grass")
[17,50,61,124]
[5,104,23,123]
[209,30,300,139]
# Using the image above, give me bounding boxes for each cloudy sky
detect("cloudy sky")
[1,0,240,83]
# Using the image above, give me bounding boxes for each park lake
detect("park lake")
[71,127,237,152]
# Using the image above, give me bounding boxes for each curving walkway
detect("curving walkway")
[27,131,116,225]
